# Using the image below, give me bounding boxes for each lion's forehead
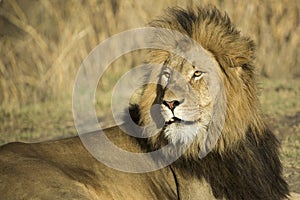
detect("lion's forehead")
[164,57,194,77]
[158,49,218,77]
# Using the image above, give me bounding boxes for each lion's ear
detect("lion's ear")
[232,63,255,82]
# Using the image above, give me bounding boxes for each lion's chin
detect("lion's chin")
[163,121,204,146]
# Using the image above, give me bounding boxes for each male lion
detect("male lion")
[0,5,292,200]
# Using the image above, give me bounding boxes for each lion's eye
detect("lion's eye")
[193,70,203,78]
[162,71,170,78]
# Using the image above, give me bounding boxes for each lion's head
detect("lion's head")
[136,6,266,159]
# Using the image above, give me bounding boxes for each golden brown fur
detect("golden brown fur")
[0,5,292,200]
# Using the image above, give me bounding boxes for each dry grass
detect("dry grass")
[0,0,299,111]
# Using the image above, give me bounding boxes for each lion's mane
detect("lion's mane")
[135,6,289,199]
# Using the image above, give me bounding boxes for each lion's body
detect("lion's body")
[0,5,292,200]
[0,127,177,200]
[0,127,215,200]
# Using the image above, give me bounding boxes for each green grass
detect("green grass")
[0,100,75,145]
[259,78,300,117]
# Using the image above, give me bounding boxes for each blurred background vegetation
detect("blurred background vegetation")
[0,0,299,192]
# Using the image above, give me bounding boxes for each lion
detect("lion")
[0,5,293,200]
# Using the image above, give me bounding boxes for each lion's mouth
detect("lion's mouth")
[165,117,197,125]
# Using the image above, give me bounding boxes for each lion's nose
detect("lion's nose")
[163,99,183,110]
